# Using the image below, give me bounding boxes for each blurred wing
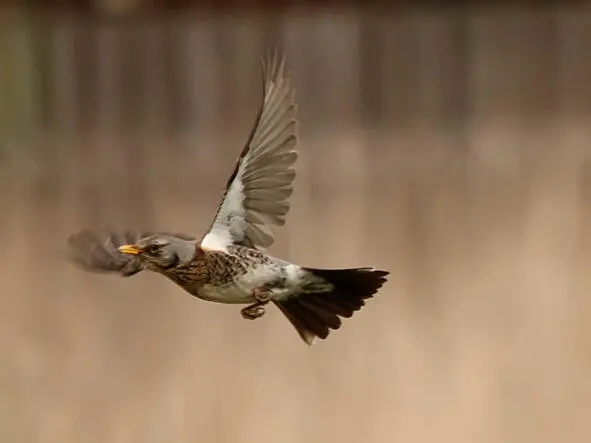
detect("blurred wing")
[67,230,196,277]
[201,49,298,251]
[67,230,151,277]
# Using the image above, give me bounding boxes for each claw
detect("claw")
[241,303,266,320]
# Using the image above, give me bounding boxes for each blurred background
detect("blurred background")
[1,1,591,442]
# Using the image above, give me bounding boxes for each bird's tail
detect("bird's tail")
[273,267,389,345]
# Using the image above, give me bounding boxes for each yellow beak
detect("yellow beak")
[118,244,142,255]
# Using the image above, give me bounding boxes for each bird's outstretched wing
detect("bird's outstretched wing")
[67,230,149,276]
[200,49,298,252]
[67,230,195,277]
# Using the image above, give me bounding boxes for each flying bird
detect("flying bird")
[67,50,389,345]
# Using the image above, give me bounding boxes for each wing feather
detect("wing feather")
[201,49,298,251]
[67,230,195,277]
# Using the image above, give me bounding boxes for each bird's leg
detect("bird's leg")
[253,286,273,303]
[240,286,274,320]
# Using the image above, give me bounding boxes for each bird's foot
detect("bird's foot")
[241,286,275,320]
[241,302,267,320]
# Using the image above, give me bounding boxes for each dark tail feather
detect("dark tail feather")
[273,267,389,345]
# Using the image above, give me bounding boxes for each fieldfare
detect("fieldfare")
[67,50,389,345]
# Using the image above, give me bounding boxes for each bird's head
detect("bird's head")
[118,234,195,271]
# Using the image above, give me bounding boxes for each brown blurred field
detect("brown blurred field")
[0,5,591,443]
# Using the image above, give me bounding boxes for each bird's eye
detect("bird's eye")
[146,244,162,255]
